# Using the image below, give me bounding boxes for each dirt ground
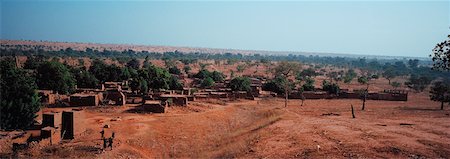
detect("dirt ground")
[4,91,449,158]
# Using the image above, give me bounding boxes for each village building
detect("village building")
[103,89,126,106]
[61,109,85,140]
[159,94,189,106]
[70,93,102,107]
[141,100,167,113]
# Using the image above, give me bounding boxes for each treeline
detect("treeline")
[0,46,428,68]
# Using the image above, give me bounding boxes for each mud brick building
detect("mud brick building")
[61,110,85,139]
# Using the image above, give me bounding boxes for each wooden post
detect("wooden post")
[285,82,288,108]
[351,104,355,118]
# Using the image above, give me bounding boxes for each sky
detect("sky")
[1,1,449,57]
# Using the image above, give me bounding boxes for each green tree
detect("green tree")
[145,65,172,90]
[89,59,124,82]
[263,76,294,95]
[382,67,397,84]
[120,67,132,80]
[230,77,251,92]
[1,60,41,130]
[169,75,183,90]
[391,81,401,90]
[71,67,99,88]
[126,58,140,69]
[429,81,450,110]
[139,79,148,94]
[357,76,369,110]
[143,56,152,68]
[273,61,301,107]
[183,65,191,74]
[24,55,45,69]
[343,69,357,84]
[129,78,140,94]
[201,77,215,88]
[408,59,419,69]
[211,71,225,82]
[322,80,340,95]
[302,77,315,91]
[236,64,245,73]
[405,74,431,92]
[193,69,211,79]
[430,34,450,71]
[36,61,75,94]
[169,67,181,75]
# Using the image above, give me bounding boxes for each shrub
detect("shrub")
[322,80,340,95]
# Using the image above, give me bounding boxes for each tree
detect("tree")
[263,76,294,95]
[71,67,99,88]
[139,79,148,94]
[169,75,183,90]
[430,34,450,71]
[126,58,140,69]
[199,63,209,70]
[129,78,140,94]
[230,70,235,79]
[1,59,41,130]
[230,77,251,92]
[143,56,152,68]
[429,81,450,110]
[201,77,215,88]
[391,81,401,90]
[183,65,191,74]
[236,64,245,73]
[194,69,211,79]
[357,76,369,110]
[382,67,397,84]
[405,74,431,92]
[129,77,148,94]
[343,69,357,84]
[169,67,181,75]
[322,80,340,95]
[273,61,301,107]
[302,77,315,91]
[408,59,419,69]
[211,71,225,82]
[89,59,125,82]
[144,65,172,90]
[24,55,45,69]
[36,61,76,94]
[120,67,132,80]
[193,69,224,82]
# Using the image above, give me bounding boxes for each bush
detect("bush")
[322,80,340,95]
[302,77,315,91]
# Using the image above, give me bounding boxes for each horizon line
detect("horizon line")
[0,38,431,59]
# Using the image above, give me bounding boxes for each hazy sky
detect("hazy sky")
[1,1,449,57]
